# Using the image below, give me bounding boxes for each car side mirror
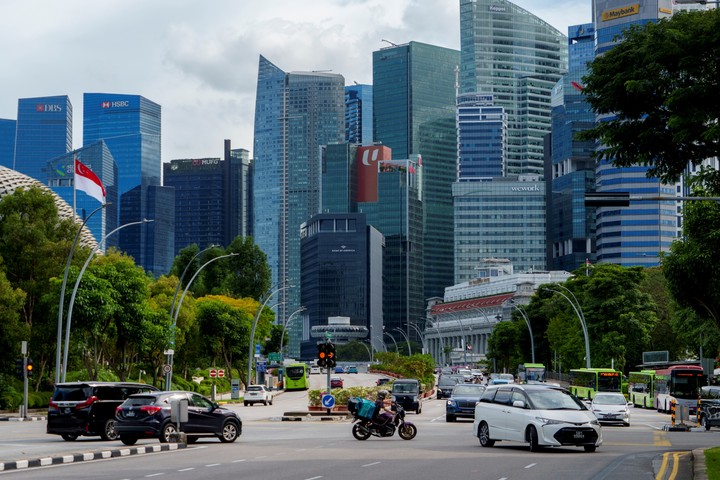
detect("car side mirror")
[512,400,525,409]
[211,402,219,411]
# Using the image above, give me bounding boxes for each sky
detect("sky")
[0,0,592,162]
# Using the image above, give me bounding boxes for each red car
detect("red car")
[330,377,344,389]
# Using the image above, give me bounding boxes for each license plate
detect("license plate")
[126,410,135,417]
[574,431,585,439]
[64,408,71,414]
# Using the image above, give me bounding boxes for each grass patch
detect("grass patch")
[705,447,720,480]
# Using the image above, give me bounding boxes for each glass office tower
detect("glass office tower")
[0,119,16,169]
[592,1,678,266]
[253,56,345,355]
[547,23,598,271]
[456,93,506,180]
[345,85,373,145]
[14,96,72,183]
[459,0,567,177]
[83,93,171,275]
[373,41,459,308]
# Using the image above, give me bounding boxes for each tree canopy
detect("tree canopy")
[579,9,720,186]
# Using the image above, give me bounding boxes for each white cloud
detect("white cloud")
[0,0,591,162]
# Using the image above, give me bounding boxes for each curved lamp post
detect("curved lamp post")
[426,319,447,366]
[393,327,412,356]
[384,331,399,354]
[166,252,239,389]
[279,306,305,356]
[247,284,290,388]
[542,285,590,369]
[169,244,217,320]
[512,304,535,364]
[62,218,153,382]
[407,323,427,354]
[373,334,387,352]
[447,312,469,365]
[55,203,107,384]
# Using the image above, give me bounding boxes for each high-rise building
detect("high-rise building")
[321,143,359,214]
[14,96,72,183]
[592,1,678,266]
[299,213,384,359]
[225,141,253,242]
[345,85,373,145]
[459,0,567,177]
[0,119,16,169]
[83,93,171,275]
[253,56,346,342]
[373,41,459,309]
[547,23,598,272]
[456,93,506,180]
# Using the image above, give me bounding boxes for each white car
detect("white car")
[473,384,602,452]
[590,392,630,426]
[244,385,273,406]
[309,366,321,375]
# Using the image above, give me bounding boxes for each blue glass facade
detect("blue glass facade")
[373,41,459,308]
[253,56,346,356]
[593,1,677,267]
[321,143,358,214]
[547,23,598,272]
[0,119,16,169]
[14,96,72,183]
[83,93,170,274]
[345,85,373,145]
[460,0,567,177]
[457,94,506,180]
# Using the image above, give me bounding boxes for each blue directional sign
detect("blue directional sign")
[321,394,335,409]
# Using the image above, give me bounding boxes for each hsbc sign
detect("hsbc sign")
[36,104,62,112]
[101,101,130,108]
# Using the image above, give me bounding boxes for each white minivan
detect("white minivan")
[473,384,602,452]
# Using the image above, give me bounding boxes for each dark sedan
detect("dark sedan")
[115,391,242,445]
[446,383,486,422]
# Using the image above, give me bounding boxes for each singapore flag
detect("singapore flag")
[74,159,106,204]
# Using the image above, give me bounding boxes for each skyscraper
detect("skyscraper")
[14,96,72,183]
[253,56,345,345]
[373,41,459,308]
[592,1,677,266]
[456,93,506,180]
[0,119,16,169]
[460,0,567,177]
[83,93,171,275]
[344,85,373,145]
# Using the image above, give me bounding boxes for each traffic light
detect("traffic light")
[25,358,33,378]
[15,357,24,380]
[317,343,327,368]
[326,342,337,369]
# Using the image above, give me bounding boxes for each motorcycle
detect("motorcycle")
[351,402,417,441]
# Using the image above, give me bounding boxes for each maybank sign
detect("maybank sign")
[601,4,640,22]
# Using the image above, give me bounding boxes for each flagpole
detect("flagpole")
[73,157,77,219]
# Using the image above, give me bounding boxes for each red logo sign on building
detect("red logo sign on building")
[356,145,392,203]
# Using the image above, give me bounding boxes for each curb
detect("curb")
[0,415,46,422]
[693,447,709,480]
[0,443,186,472]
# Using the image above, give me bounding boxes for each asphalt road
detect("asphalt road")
[0,373,716,479]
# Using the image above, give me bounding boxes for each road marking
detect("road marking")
[205,463,221,467]
[361,462,381,467]
[524,463,537,469]
[178,468,194,472]
[232,459,247,463]
[655,451,689,480]
[305,477,323,480]
[145,474,165,478]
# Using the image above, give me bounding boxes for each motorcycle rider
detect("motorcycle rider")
[375,389,394,424]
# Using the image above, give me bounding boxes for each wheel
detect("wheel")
[528,426,541,452]
[244,401,249,406]
[701,415,711,431]
[584,445,597,452]
[159,422,178,443]
[398,423,417,440]
[269,398,273,405]
[416,404,422,414]
[446,414,456,422]
[478,422,494,447]
[120,436,138,446]
[352,423,371,440]
[100,419,119,441]
[61,434,78,441]
[263,400,268,406]
[218,421,239,443]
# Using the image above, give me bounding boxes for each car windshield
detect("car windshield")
[593,394,626,405]
[247,386,262,392]
[527,388,586,410]
[453,385,485,395]
[393,383,418,394]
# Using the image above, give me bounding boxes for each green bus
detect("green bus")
[569,368,622,400]
[284,363,309,391]
[518,363,546,383]
[628,370,656,408]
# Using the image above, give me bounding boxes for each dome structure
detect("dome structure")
[0,165,98,249]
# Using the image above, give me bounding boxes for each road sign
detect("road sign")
[209,369,217,378]
[255,344,261,355]
[268,352,282,362]
[162,364,172,374]
[217,369,225,378]
[257,361,266,373]
[321,394,335,409]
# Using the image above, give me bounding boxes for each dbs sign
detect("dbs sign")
[356,146,392,203]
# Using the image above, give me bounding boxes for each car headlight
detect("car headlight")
[535,417,566,425]
[447,400,456,407]
[589,419,600,426]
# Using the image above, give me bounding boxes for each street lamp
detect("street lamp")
[383,331,399,354]
[62,218,153,382]
[169,244,218,320]
[511,304,535,364]
[426,319,447,366]
[407,323,427,354]
[279,306,306,356]
[373,334,387,352]
[247,284,291,388]
[394,327,412,355]
[55,203,107,384]
[542,284,590,369]
[447,312,469,365]
[166,252,240,389]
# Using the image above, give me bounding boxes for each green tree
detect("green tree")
[579,9,720,185]
[487,321,520,373]
[0,266,28,376]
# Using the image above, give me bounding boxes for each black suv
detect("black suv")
[115,391,242,445]
[392,378,422,414]
[47,382,158,441]
[698,386,720,430]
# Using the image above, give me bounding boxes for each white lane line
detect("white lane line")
[205,463,221,467]
[361,462,381,467]
[178,468,194,472]
[232,459,247,463]
[145,474,165,478]
[524,463,537,469]
[256,455,268,459]
[305,477,323,480]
